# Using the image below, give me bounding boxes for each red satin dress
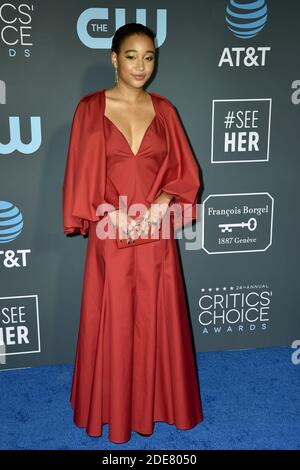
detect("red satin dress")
[69,91,204,444]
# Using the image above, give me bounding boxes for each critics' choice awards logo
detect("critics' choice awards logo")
[211,98,272,163]
[0,200,31,268]
[77,7,167,48]
[202,193,274,254]
[219,0,270,66]
[198,284,272,335]
[0,81,41,154]
[0,295,41,358]
[0,2,34,57]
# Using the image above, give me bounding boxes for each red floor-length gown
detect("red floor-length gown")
[63,88,204,443]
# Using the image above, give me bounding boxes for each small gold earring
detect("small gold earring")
[114,66,118,83]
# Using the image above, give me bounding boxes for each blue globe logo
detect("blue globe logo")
[225,0,268,39]
[0,201,24,243]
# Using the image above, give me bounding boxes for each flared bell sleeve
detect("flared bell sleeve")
[62,94,108,236]
[146,101,201,230]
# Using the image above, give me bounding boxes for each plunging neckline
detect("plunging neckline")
[103,89,157,157]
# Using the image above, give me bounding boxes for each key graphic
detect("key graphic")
[218,217,257,233]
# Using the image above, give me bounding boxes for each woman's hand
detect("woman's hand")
[108,192,174,244]
[108,209,139,244]
[138,192,174,235]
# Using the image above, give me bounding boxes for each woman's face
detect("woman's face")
[112,33,155,88]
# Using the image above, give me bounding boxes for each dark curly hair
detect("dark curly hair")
[111,23,156,54]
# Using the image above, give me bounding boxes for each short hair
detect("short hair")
[111,23,156,54]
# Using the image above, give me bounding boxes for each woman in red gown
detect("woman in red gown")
[62,23,204,444]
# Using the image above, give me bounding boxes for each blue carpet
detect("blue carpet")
[0,346,299,450]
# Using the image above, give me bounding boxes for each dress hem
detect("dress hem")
[70,400,204,444]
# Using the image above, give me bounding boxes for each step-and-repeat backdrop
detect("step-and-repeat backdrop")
[1,0,299,370]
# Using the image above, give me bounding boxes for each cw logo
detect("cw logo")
[0,80,41,155]
[77,7,167,48]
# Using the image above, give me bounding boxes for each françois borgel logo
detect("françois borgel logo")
[77,7,167,48]
[0,80,41,155]
[0,3,34,57]
[219,0,270,67]
[0,295,41,358]
[211,98,272,163]
[198,284,272,335]
[202,193,274,254]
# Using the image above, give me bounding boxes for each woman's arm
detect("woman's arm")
[154,191,174,205]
